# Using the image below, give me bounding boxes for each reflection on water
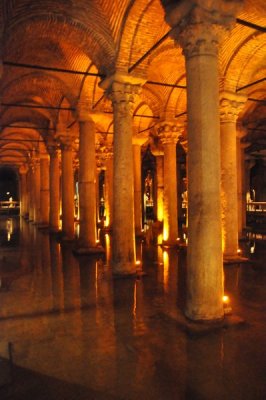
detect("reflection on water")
[0,217,265,400]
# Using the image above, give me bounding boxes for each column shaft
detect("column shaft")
[49,150,60,231]
[133,144,142,234]
[105,156,113,229]
[61,144,75,239]
[185,33,223,320]
[40,157,50,225]
[78,119,97,248]
[163,142,178,244]
[33,160,41,224]
[156,155,164,222]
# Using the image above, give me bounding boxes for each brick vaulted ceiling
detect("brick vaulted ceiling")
[0,0,265,167]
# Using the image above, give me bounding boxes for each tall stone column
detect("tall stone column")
[237,128,248,237]
[19,165,28,217]
[58,133,75,240]
[28,164,34,221]
[104,148,114,230]
[47,144,60,232]
[220,92,246,258]
[132,138,147,235]
[156,155,164,223]
[75,104,103,253]
[33,157,41,224]
[101,74,144,275]
[164,1,243,320]
[40,155,50,226]
[157,122,181,246]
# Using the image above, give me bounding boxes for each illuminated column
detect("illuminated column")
[155,154,164,223]
[47,144,60,232]
[75,104,102,253]
[40,155,50,226]
[101,74,144,275]
[33,156,41,224]
[58,132,75,240]
[164,1,243,320]
[104,148,113,229]
[133,138,146,235]
[28,164,34,221]
[157,122,181,246]
[19,165,28,217]
[220,92,246,258]
[237,128,248,237]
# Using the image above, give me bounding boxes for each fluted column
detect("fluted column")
[157,122,181,246]
[40,155,50,226]
[47,144,60,232]
[220,91,246,258]
[164,0,243,320]
[57,131,75,240]
[75,103,103,253]
[19,165,28,217]
[101,74,144,275]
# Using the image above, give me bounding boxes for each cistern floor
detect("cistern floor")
[0,216,266,400]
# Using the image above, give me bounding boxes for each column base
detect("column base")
[73,245,105,256]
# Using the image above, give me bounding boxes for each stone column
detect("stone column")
[157,122,181,246]
[33,157,41,224]
[58,133,75,240]
[164,1,243,320]
[220,92,246,258]
[47,144,60,232]
[156,155,164,223]
[101,74,144,275]
[237,128,248,237]
[40,155,50,226]
[132,138,147,236]
[19,165,28,217]
[28,164,34,221]
[104,148,114,230]
[75,104,103,253]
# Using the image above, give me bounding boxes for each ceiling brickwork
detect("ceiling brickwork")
[0,0,265,167]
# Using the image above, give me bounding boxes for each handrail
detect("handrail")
[247,201,266,212]
[0,201,20,209]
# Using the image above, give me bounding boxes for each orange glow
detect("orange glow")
[163,251,169,291]
[157,197,164,222]
[237,248,241,254]
[163,221,169,242]
[223,295,229,303]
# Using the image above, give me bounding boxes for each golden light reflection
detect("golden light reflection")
[163,250,169,291]
[133,281,137,319]
[6,218,13,241]
[223,295,229,303]
[105,233,111,265]
[163,222,169,242]
[157,233,163,246]
[157,197,164,222]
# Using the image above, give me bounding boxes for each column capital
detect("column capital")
[100,73,145,116]
[220,91,247,123]
[156,120,183,145]
[55,132,74,151]
[77,97,93,122]
[163,0,243,58]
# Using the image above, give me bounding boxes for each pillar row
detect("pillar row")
[40,155,50,226]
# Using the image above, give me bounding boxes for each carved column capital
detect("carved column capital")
[19,164,28,175]
[220,91,247,123]
[156,121,183,145]
[164,0,243,58]
[100,73,145,117]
